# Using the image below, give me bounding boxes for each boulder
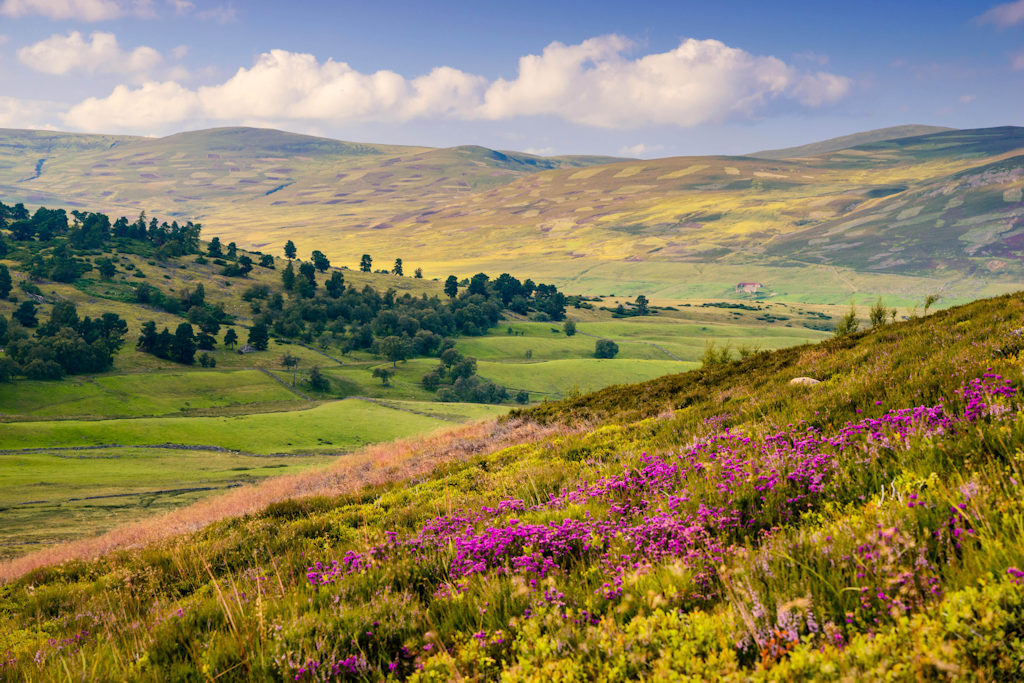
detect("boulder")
[789,376,821,386]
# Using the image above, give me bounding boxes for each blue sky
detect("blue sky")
[0,0,1022,156]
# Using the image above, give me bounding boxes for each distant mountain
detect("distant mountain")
[750,124,955,159]
[0,124,1021,302]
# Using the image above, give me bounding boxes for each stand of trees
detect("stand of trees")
[0,303,127,381]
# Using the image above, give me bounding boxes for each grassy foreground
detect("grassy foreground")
[3,292,1024,679]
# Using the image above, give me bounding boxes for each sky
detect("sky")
[0,0,1022,157]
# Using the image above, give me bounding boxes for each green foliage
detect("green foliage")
[5,290,1024,680]
[869,297,895,328]
[834,303,860,336]
[563,319,576,336]
[701,339,732,366]
[595,338,619,358]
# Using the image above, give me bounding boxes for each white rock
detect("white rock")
[789,377,821,386]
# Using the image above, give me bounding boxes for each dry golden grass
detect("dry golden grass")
[0,417,569,584]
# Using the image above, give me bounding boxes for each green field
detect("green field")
[0,448,336,556]
[0,398,507,455]
[0,369,302,419]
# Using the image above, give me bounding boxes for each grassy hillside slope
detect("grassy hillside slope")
[2,290,1023,679]
[2,126,1022,303]
[749,124,954,159]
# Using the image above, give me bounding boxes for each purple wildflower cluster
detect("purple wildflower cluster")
[306,375,1016,607]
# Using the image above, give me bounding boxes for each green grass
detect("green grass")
[0,370,301,419]
[0,398,505,455]
[0,448,336,559]
[475,358,695,397]
[3,291,1024,680]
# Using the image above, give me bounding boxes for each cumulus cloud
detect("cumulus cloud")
[0,96,53,128]
[62,36,851,134]
[479,36,850,127]
[977,0,1024,27]
[18,31,163,76]
[0,0,151,20]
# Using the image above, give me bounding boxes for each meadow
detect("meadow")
[2,126,1023,304]
[0,236,845,560]
[1,289,1022,680]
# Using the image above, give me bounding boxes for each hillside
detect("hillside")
[749,124,954,159]
[0,200,850,559]
[1,126,1022,304]
[1,289,1023,679]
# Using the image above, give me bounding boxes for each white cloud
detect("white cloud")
[619,143,647,155]
[1014,53,1024,70]
[0,0,151,20]
[959,94,976,104]
[978,0,1024,27]
[66,81,200,130]
[18,31,163,76]
[61,36,851,134]
[478,36,850,128]
[0,96,52,128]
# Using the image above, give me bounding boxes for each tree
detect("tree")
[137,321,158,352]
[171,323,197,365]
[13,301,38,328]
[281,352,300,385]
[226,242,237,259]
[97,258,117,280]
[281,261,296,290]
[284,240,297,260]
[259,254,275,268]
[325,271,345,298]
[307,365,330,392]
[312,250,330,272]
[924,294,940,314]
[248,322,269,351]
[414,267,423,279]
[207,237,223,257]
[379,335,412,367]
[299,261,317,285]
[563,320,577,336]
[869,298,893,328]
[444,275,459,298]
[360,254,372,272]
[594,339,619,359]
[198,353,216,368]
[421,371,441,391]
[372,367,394,386]
[835,304,860,336]
[634,295,650,316]
[0,264,11,298]
[223,328,238,349]
[515,390,529,404]
[392,258,404,276]
[468,273,489,296]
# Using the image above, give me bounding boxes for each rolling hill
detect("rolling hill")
[749,124,954,159]
[1,125,1022,304]
[2,287,1023,679]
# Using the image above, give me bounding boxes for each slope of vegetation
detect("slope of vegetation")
[2,126,1022,304]
[2,290,1023,680]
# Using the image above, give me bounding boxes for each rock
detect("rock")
[789,377,821,386]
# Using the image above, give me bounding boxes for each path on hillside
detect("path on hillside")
[292,341,346,366]
[256,368,313,400]
[575,330,685,362]
[349,396,466,422]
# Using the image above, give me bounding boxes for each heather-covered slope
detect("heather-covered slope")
[2,292,1024,680]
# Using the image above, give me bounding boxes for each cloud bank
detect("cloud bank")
[19,31,163,76]
[0,0,149,20]
[977,0,1024,28]
[58,35,852,134]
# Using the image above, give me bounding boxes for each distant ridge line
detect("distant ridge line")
[750,124,956,159]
